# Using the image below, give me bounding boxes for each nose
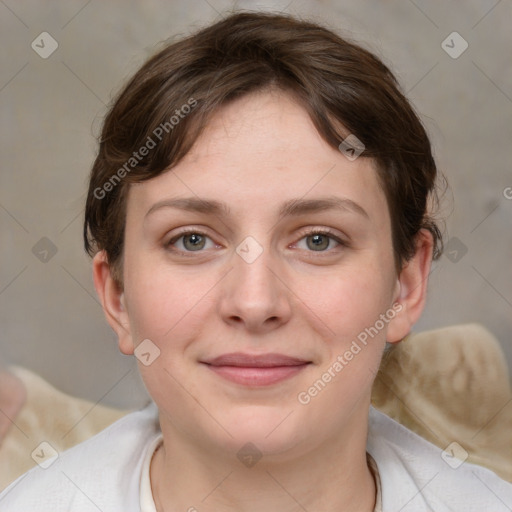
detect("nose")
[217,243,293,334]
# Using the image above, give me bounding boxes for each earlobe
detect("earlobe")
[92,251,134,355]
[386,229,434,344]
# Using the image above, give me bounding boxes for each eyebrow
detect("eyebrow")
[144,196,370,221]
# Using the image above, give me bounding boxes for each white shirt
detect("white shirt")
[1,401,511,511]
[140,433,162,512]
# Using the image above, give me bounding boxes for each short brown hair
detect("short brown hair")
[84,11,444,287]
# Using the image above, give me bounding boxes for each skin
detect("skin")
[93,89,433,512]
[0,369,26,445]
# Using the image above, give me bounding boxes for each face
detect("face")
[97,90,424,460]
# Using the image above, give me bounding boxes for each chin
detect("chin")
[213,405,305,455]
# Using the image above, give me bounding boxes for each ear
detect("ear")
[92,251,135,355]
[386,229,434,344]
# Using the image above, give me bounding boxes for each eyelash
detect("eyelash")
[166,228,348,256]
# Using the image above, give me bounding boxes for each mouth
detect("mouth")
[200,352,312,386]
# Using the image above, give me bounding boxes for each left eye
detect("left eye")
[296,231,342,252]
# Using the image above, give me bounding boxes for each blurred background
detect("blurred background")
[1,0,511,409]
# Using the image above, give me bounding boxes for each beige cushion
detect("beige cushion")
[372,323,512,482]
[0,366,129,491]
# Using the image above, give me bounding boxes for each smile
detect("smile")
[201,352,312,386]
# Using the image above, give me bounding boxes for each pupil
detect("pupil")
[185,233,205,250]
[308,234,328,251]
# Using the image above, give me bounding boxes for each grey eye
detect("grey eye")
[182,233,206,251]
[306,234,331,251]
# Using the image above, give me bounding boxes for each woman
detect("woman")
[2,11,511,512]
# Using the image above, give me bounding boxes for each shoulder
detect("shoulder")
[367,407,512,511]
[0,401,160,512]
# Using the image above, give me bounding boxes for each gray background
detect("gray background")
[1,0,511,409]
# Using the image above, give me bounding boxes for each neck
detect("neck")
[150,410,376,512]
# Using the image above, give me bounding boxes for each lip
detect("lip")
[201,352,311,386]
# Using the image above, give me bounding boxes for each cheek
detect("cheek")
[122,264,213,405]
[295,269,394,416]
[302,262,395,341]
[122,256,213,346]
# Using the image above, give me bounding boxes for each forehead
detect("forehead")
[126,90,390,230]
